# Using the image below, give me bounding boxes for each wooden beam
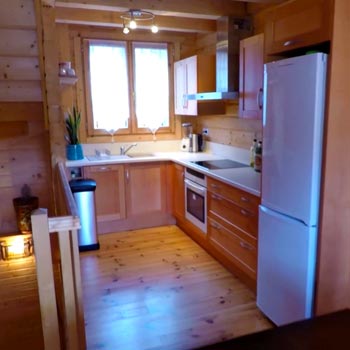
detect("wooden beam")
[55,0,246,18]
[55,7,216,33]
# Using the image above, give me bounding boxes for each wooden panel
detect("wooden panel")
[0,29,38,57]
[172,163,185,220]
[0,101,43,121]
[0,81,42,101]
[0,0,36,29]
[0,57,40,81]
[315,0,350,315]
[0,121,28,138]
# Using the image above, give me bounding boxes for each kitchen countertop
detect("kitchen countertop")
[66,151,261,197]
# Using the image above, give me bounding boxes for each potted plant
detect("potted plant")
[65,106,84,160]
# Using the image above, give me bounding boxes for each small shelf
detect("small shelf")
[59,75,78,86]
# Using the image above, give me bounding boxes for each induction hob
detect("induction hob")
[190,159,249,170]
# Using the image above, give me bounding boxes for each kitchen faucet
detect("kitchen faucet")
[120,143,137,155]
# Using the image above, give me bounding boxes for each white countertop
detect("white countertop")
[66,151,261,197]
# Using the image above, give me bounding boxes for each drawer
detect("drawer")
[208,191,258,238]
[207,177,259,213]
[208,217,257,279]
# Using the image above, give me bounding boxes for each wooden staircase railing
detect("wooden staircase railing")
[31,162,86,350]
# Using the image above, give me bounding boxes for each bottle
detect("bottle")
[250,139,257,168]
[254,141,262,173]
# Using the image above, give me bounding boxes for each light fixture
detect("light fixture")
[120,9,159,34]
[0,234,33,260]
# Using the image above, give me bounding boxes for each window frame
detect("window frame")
[83,38,175,139]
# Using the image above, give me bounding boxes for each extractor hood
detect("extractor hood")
[187,16,252,101]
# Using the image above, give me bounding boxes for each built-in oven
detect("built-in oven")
[184,167,207,233]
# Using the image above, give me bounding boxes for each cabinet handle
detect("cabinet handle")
[283,40,301,47]
[211,194,222,201]
[240,241,254,251]
[240,208,252,217]
[210,222,220,230]
[125,169,129,182]
[210,183,220,189]
[256,88,263,110]
[97,166,111,172]
[240,196,249,203]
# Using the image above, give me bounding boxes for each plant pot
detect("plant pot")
[66,144,84,160]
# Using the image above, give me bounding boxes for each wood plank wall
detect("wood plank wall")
[0,0,52,234]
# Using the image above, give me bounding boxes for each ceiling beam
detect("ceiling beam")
[55,7,217,33]
[55,0,246,19]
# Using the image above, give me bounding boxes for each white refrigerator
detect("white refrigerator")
[257,53,328,326]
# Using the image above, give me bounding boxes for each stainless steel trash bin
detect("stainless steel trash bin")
[69,178,99,252]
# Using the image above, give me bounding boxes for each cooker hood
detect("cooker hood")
[187,16,252,101]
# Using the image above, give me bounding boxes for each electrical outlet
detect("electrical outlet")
[202,128,209,135]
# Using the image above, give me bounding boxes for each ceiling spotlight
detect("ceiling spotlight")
[151,24,159,33]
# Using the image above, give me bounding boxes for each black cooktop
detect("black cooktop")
[191,159,249,170]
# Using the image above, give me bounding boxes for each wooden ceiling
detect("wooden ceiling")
[53,0,287,33]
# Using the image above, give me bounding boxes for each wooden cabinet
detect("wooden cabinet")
[174,55,224,116]
[207,177,260,290]
[239,33,264,119]
[84,164,126,222]
[265,0,333,55]
[171,163,185,220]
[124,162,168,219]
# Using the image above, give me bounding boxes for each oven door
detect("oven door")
[184,178,207,233]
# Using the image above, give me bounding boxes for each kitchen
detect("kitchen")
[0,0,350,349]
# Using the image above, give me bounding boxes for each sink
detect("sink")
[127,153,155,158]
[86,155,130,161]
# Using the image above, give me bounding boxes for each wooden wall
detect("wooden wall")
[0,0,52,234]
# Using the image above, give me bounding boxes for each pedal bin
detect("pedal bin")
[69,178,99,252]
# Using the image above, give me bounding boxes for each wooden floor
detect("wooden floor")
[81,226,272,350]
[0,256,44,350]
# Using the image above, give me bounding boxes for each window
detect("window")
[84,39,173,138]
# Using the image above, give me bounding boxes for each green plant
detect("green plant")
[65,106,81,145]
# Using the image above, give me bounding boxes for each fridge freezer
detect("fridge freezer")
[257,206,318,326]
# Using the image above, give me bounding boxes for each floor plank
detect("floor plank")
[81,225,272,350]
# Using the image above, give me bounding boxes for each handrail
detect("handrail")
[32,161,86,350]
[57,162,79,217]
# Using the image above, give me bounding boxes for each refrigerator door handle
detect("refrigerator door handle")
[257,88,263,110]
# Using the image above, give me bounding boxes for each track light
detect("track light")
[120,9,159,34]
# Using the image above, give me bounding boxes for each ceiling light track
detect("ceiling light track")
[121,9,159,34]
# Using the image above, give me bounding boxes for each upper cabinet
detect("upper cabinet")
[174,55,224,116]
[239,33,264,119]
[265,0,333,55]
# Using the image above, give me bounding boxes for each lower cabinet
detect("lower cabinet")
[84,161,173,233]
[171,163,185,220]
[84,164,126,222]
[207,177,259,291]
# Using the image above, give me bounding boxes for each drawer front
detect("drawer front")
[207,177,259,213]
[208,217,257,278]
[208,192,258,238]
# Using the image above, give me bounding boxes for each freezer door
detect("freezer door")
[262,53,327,226]
[257,206,318,326]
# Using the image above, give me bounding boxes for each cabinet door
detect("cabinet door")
[239,34,264,119]
[265,0,333,55]
[174,60,186,115]
[125,162,167,217]
[184,55,198,115]
[172,163,185,220]
[84,164,126,222]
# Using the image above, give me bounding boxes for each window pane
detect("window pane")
[89,42,129,131]
[133,43,169,131]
